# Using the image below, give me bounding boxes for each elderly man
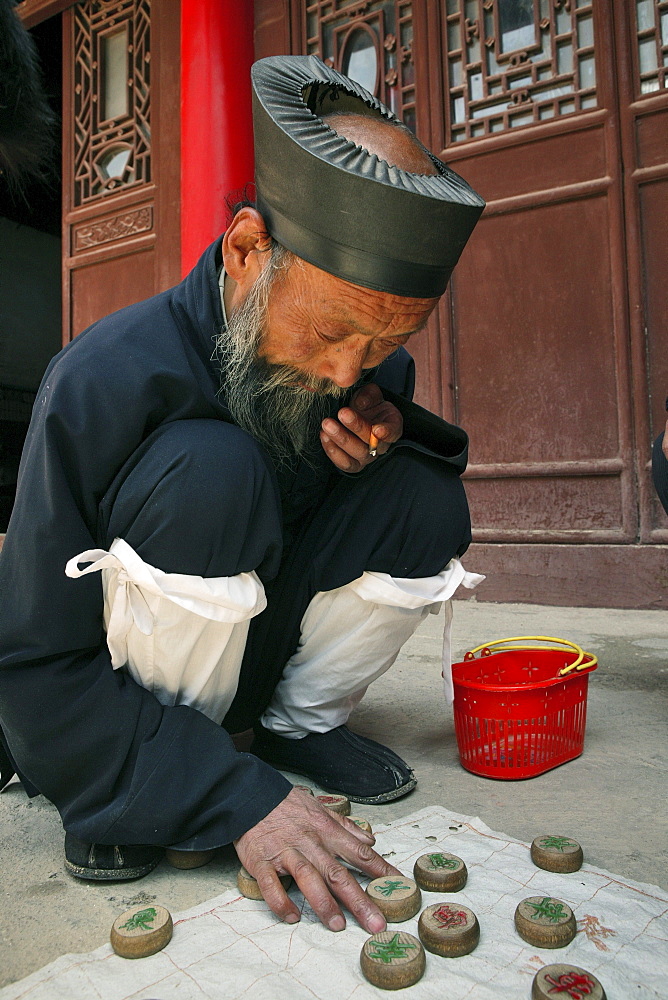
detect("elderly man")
[0,57,484,934]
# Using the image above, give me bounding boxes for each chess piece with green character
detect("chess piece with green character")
[515,896,577,948]
[366,875,421,922]
[413,851,468,892]
[110,904,173,959]
[531,835,583,873]
[360,931,426,989]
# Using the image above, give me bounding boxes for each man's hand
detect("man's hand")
[320,384,403,472]
[234,788,402,932]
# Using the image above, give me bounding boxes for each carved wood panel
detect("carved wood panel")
[72,205,153,251]
[618,0,668,542]
[633,0,668,96]
[62,1,180,340]
[442,0,598,143]
[72,0,151,205]
[302,1,417,131]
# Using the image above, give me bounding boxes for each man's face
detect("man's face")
[260,256,439,390]
[218,246,439,463]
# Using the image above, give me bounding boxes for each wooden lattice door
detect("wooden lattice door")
[62,0,180,341]
[429,1,635,553]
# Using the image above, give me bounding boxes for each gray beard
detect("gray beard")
[214,260,347,464]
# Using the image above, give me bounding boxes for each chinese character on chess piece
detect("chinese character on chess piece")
[110,904,173,959]
[515,897,577,949]
[361,931,426,989]
[366,876,422,922]
[316,793,350,816]
[413,851,468,892]
[418,901,480,957]
[532,963,607,1000]
[531,835,583,873]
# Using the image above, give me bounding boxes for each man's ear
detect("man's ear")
[222,207,272,291]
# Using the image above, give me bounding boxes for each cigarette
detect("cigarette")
[368,431,379,457]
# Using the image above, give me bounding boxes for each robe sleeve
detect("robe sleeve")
[0,334,291,850]
[367,348,470,474]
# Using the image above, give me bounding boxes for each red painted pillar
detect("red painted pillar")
[180,0,255,276]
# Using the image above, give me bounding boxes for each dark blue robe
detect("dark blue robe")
[0,238,470,849]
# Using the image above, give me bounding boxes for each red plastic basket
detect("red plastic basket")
[452,636,598,780]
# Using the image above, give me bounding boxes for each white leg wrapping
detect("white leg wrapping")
[65,538,266,724]
[261,557,484,739]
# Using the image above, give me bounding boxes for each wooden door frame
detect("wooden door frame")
[613,4,668,545]
[421,0,637,546]
[16,0,74,29]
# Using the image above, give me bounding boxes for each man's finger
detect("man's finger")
[292,847,387,934]
[335,836,404,882]
[338,407,371,438]
[321,417,373,467]
[338,814,376,844]
[320,431,364,472]
[351,384,384,410]
[325,412,372,449]
[342,400,403,445]
[318,857,387,934]
[252,861,301,924]
[323,414,393,458]
[338,406,397,444]
[284,852,348,931]
[312,814,402,882]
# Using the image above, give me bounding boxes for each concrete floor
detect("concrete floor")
[0,600,666,989]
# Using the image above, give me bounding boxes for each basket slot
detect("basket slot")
[453,679,591,779]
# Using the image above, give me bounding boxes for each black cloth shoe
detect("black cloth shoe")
[64,833,163,881]
[250,725,417,804]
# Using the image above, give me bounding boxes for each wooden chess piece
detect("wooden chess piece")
[413,852,467,892]
[366,876,421,922]
[316,793,350,816]
[418,902,479,957]
[532,964,606,999]
[515,896,577,948]
[531,835,583,873]
[360,931,425,989]
[110,904,173,959]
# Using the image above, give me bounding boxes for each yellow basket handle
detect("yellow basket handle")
[464,635,598,676]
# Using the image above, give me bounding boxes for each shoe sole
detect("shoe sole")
[64,857,161,881]
[337,776,417,804]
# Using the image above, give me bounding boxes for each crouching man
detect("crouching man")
[0,56,484,934]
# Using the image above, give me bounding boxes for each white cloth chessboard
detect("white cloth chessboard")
[2,806,666,1000]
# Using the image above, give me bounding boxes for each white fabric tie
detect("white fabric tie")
[348,559,483,609]
[439,565,485,705]
[65,538,266,723]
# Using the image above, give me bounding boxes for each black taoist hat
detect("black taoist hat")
[251,55,485,298]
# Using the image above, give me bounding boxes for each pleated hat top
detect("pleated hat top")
[251,55,485,299]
